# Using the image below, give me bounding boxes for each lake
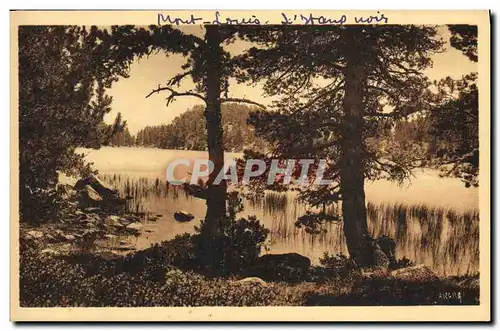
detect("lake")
[77,146,480,275]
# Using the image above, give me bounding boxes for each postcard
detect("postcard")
[10,10,491,322]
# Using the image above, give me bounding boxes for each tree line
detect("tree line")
[133,103,267,152]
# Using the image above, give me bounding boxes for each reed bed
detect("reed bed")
[100,173,189,217]
[100,174,480,275]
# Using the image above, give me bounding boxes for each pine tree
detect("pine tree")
[236,25,443,266]
[19,26,128,221]
[106,25,267,235]
[427,25,478,187]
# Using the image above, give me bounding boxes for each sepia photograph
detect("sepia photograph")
[10,10,491,322]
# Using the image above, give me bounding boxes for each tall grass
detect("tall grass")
[101,174,189,217]
[367,202,479,275]
[99,174,479,276]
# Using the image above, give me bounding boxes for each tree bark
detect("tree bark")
[340,56,371,267]
[203,26,227,235]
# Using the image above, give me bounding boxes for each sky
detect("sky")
[104,26,478,135]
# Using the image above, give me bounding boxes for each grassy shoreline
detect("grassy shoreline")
[19,220,480,307]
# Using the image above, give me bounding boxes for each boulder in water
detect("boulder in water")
[75,175,126,208]
[79,185,103,206]
[75,175,117,198]
[126,222,143,234]
[174,211,195,223]
[105,215,125,230]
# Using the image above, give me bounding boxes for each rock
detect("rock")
[58,183,77,200]
[75,175,126,208]
[458,277,480,290]
[49,229,77,242]
[85,222,97,229]
[174,211,195,223]
[62,234,76,242]
[104,234,117,240]
[234,277,268,287]
[116,245,136,251]
[77,231,99,251]
[105,215,125,229]
[79,185,103,206]
[361,269,390,279]
[41,248,61,256]
[74,174,118,199]
[25,230,44,240]
[41,244,71,256]
[390,265,439,282]
[87,213,101,220]
[126,222,143,233]
[123,215,141,222]
[84,217,99,225]
[45,234,57,243]
[249,253,311,282]
[377,235,397,266]
[119,240,128,245]
[118,218,135,227]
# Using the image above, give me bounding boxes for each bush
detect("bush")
[190,192,270,276]
[192,215,269,276]
[319,252,357,275]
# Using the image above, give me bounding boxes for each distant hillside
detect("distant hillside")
[135,103,268,152]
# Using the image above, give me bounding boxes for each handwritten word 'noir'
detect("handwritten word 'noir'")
[354,12,389,24]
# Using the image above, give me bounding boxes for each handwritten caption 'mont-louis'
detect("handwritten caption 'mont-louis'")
[157,11,389,26]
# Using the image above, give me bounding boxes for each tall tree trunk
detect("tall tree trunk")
[203,26,227,235]
[340,56,371,267]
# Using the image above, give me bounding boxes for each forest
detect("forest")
[18,24,480,307]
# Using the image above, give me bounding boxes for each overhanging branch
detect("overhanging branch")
[220,98,266,109]
[145,84,206,106]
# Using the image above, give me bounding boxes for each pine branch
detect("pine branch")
[145,84,206,106]
[220,98,266,109]
[283,140,338,158]
[293,79,344,113]
[167,71,194,87]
